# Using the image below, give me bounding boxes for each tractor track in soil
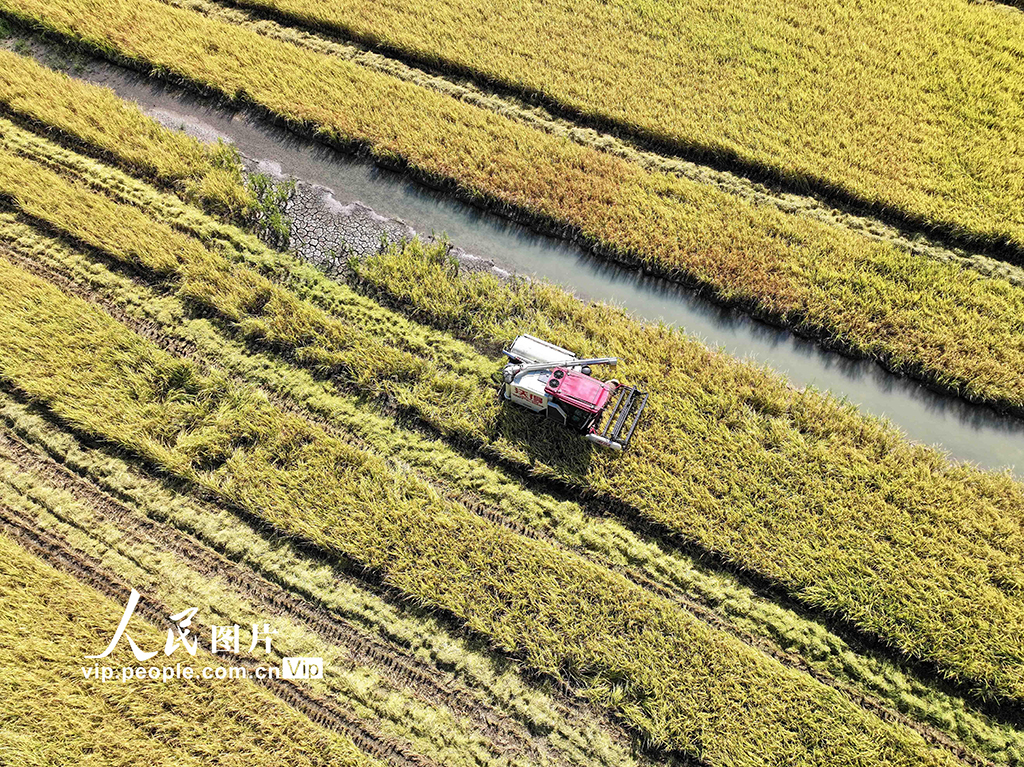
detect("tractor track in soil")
[0,427,558,767]
[0,221,561,560]
[0,232,996,767]
[0,496,434,767]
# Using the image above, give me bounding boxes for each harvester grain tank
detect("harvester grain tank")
[498,334,648,450]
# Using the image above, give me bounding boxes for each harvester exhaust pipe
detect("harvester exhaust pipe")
[503,357,618,383]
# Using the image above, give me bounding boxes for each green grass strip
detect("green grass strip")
[0,237,960,766]
[0,10,1023,411]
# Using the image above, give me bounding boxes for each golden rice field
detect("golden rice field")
[0,0,1021,764]
[226,0,1024,248]
[2,0,1024,411]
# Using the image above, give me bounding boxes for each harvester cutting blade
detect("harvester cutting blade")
[596,385,648,450]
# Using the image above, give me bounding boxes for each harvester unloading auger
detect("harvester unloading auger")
[498,335,649,451]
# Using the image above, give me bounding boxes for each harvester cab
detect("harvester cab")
[498,334,648,451]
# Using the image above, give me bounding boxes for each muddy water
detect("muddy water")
[78,63,1024,475]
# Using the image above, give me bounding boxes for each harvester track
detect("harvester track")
[0,496,432,767]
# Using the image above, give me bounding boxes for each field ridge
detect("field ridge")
[2,175,1015,765]
[2,6,1022,765]
[0,523,385,766]
[0,223,976,765]
[0,46,1019,761]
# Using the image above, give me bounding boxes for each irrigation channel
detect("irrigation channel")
[63,56,1024,476]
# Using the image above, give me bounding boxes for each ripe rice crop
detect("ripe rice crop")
[0,48,252,214]
[0,453,530,767]
[0,250,958,766]
[353,242,1024,704]
[2,6,1022,763]
[224,0,1024,251]
[5,205,1019,765]
[1,8,1023,411]
[1,143,1021,706]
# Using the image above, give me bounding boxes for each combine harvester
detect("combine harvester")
[499,335,649,451]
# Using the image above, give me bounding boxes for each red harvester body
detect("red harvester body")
[499,334,648,451]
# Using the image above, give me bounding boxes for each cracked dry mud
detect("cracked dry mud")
[247,157,513,279]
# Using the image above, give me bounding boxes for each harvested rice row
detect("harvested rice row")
[0,446,561,767]
[0,385,642,767]
[0,244,957,766]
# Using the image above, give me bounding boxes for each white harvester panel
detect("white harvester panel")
[507,371,550,412]
[507,335,576,365]
[503,335,577,413]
